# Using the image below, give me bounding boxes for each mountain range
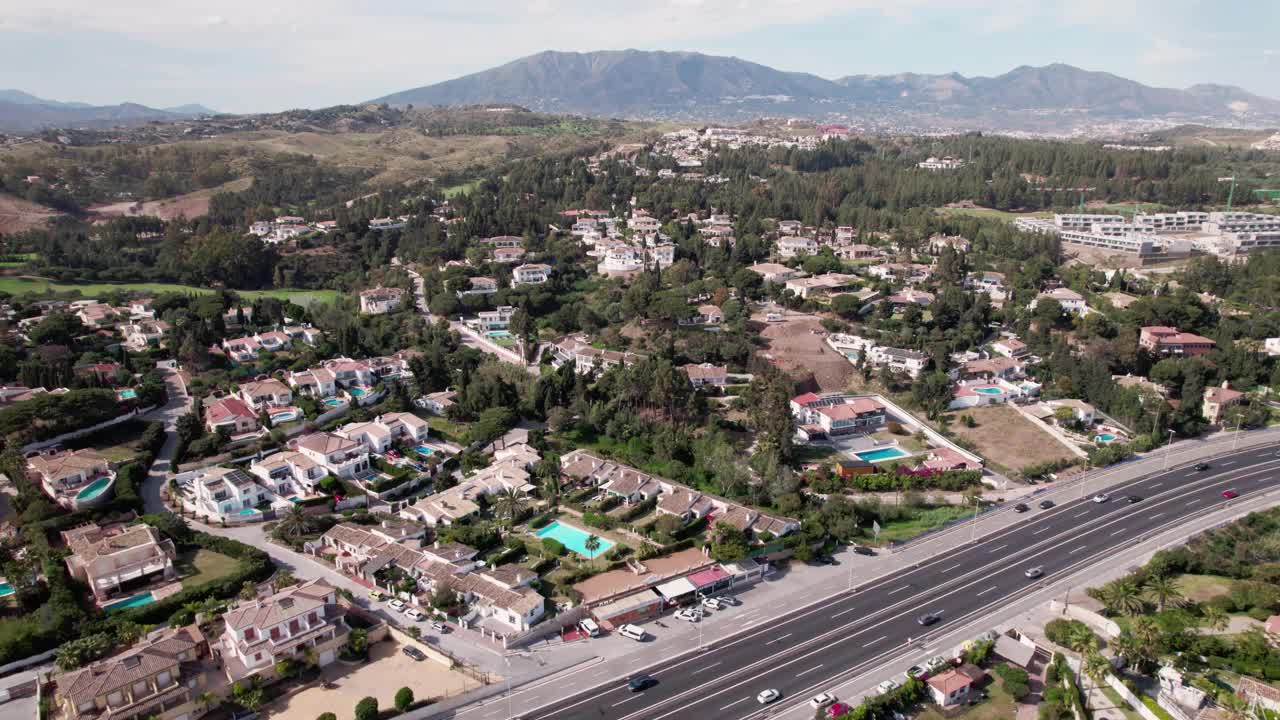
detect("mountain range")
[0,91,218,133]
[371,50,1280,130]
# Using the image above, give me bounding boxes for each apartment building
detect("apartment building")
[1054,214,1125,232]
[1139,326,1217,357]
[219,580,348,681]
[56,624,209,720]
[63,522,177,602]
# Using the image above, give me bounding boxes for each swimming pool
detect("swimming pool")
[288,496,302,503]
[323,397,345,407]
[974,387,1004,395]
[349,387,368,398]
[117,388,138,400]
[485,330,512,338]
[854,447,911,463]
[535,521,614,558]
[103,592,156,612]
[414,445,435,456]
[1095,433,1117,443]
[270,410,299,422]
[75,476,114,501]
[0,582,13,597]
[237,508,261,516]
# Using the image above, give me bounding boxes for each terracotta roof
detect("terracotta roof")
[222,579,334,631]
[58,625,204,707]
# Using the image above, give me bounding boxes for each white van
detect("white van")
[618,624,646,641]
[578,618,601,637]
[766,313,783,322]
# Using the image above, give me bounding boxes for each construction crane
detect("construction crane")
[1218,176,1237,210]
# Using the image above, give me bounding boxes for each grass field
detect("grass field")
[874,505,972,545]
[442,180,482,197]
[1176,574,1235,603]
[0,277,341,306]
[937,207,1052,222]
[945,405,1080,473]
[176,549,239,587]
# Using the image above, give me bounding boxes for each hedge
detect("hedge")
[618,497,658,523]
[528,513,554,529]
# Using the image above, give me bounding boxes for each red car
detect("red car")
[826,703,852,718]
[1222,490,1239,499]
[387,450,402,459]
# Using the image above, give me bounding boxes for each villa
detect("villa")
[336,412,430,454]
[62,521,177,603]
[459,277,499,297]
[1139,326,1217,357]
[747,263,798,284]
[513,263,552,285]
[790,393,887,436]
[55,624,211,720]
[295,432,370,479]
[286,367,338,398]
[120,320,170,352]
[249,451,327,496]
[358,287,406,315]
[1030,288,1087,314]
[682,363,728,387]
[416,389,457,415]
[204,396,260,435]
[492,247,525,264]
[550,335,645,374]
[27,448,115,509]
[192,467,272,518]
[238,379,293,411]
[1202,383,1245,424]
[219,579,349,681]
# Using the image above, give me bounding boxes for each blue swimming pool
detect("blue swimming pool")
[974,387,1004,395]
[118,388,138,400]
[75,476,114,501]
[103,592,156,612]
[270,410,299,422]
[323,397,345,407]
[486,330,512,338]
[414,445,435,456]
[0,582,13,597]
[237,508,260,516]
[855,447,911,463]
[350,387,368,398]
[1095,433,1117,443]
[535,521,614,559]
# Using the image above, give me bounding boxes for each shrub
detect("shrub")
[541,537,565,557]
[582,511,618,530]
[395,687,414,712]
[318,714,337,720]
[528,513,553,529]
[354,697,378,720]
[1044,618,1090,647]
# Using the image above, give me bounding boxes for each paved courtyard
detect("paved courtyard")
[264,639,480,720]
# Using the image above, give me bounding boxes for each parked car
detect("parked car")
[827,702,853,718]
[402,646,426,661]
[916,613,940,626]
[756,689,780,705]
[905,665,927,680]
[387,449,402,459]
[430,620,448,633]
[926,656,948,672]
[1038,500,1055,510]
[719,595,741,606]
[405,608,425,621]
[675,608,702,623]
[851,545,875,556]
[388,598,407,612]
[1013,503,1030,513]
[809,692,836,709]
[810,554,838,566]
[618,624,646,641]
[1025,566,1044,579]
[1223,489,1239,499]
[701,597,722,611]
[876,680,900,695]
[628,675,656,692]
[1092,493,1110,504]
[368,589,385,600]
[578,618,601,637]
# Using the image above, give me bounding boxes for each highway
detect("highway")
[521,443,1280,720]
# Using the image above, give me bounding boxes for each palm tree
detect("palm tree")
[494,488,527,522]
[1065,624,1099,655]
[1203,605,1229,632]
[276,505,312,540]
[584,534,602,565]
[1145,574,1183,612]
[1082,652,1113,704]
[271,570,297,592]
[1104,577,1148,617]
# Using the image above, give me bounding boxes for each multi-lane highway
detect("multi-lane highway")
[521,443,1280,720]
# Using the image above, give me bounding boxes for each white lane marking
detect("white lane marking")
[1069,545,1087,555]
[612,696,640,707]
[889,586,911,595]
[976,586,998,597]
[719,698,748,711]
[831,606,860,619]
[1150,482,1164,488]
[1221,460,1237,467]
[765,633,793,645]
[941,563,962,573]
[694,662,722,675]
[1073,511,1090,519]
[796,664,823,677]
[1111,528,1128,536]
[989,544,1008,553]
[1150,512,1164,520]
[863,635,887,648]
[1033,526,1053,535]
[1186,499,1199,506]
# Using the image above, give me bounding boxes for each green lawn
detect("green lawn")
[916,676,1017,720]
[1176,574,1236,603]
[794,445,839,463]
[176,549,239,587]
[873,505,973,545]
[936,207,1052,222]
[0,277,340,306]
[442,180,481,198]
[425,415,470,443]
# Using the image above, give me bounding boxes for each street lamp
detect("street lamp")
[503,654,513,720]
[1161,429,1175,471]
[1232,415,1243,451]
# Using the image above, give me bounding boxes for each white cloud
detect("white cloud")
[1140,37,1204,66]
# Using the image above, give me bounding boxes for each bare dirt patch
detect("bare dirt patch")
[0,192,62,235]
[945,404,1078,472]
[753,310,852,392]
[89,177,252,221]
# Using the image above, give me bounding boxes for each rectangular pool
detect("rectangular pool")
[535,521,614,559]
[103,591,156,612]
[854,447,911,462]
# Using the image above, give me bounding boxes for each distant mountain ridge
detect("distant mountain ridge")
[0,91,218,133]
[370,51,1280,129]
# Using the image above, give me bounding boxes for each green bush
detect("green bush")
[528,513,554,529]
[317,713,337,720]
[394,687,414,712]
[582,511,618,530]
[354,697,378,720]
[1044,618,1091,647]
[541,537,565,557]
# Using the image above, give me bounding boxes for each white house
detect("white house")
[295,432,370,479]
[192,467,272,518]
[219,579,348,680]
[359,287,406,315]
[336,412,430,454]
[239,379,293,411]
[250,450,327,496]
[1030,288,1087,315]
[512,263,552,285]
[475,306,516,333]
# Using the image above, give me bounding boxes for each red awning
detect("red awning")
[687,567,730,589]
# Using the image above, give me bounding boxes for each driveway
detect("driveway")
[142,366,189,514]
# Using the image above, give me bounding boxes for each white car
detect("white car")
[1025,566,1044,579]
[809,692,836,709]
[701,597,722,611]
[405,608,425,621]
[757,689,780,705]
[1092,493,1110,504]
[876,680,900,695]
[388,599,407,612]
[675,608,702,623]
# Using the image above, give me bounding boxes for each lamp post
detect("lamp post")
[1232,415,1243,451]
[503,654,512,720]
[1161,429,1175,471]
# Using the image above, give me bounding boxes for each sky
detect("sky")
[0,0,1277,114]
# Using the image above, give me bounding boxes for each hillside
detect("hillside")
[372,51,1280,130]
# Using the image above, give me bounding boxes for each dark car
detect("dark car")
[851,545,875,556]
[1126,495,1142,504]
[1194,463,1210,471]
[402,646,426,662]
[629,675,657,692]
[1038,500,1055,510]
[811,554,838,566]
[917,613,940,626]
[1013,503,1030,513]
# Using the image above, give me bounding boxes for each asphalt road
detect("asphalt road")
[524,443,1280,720]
